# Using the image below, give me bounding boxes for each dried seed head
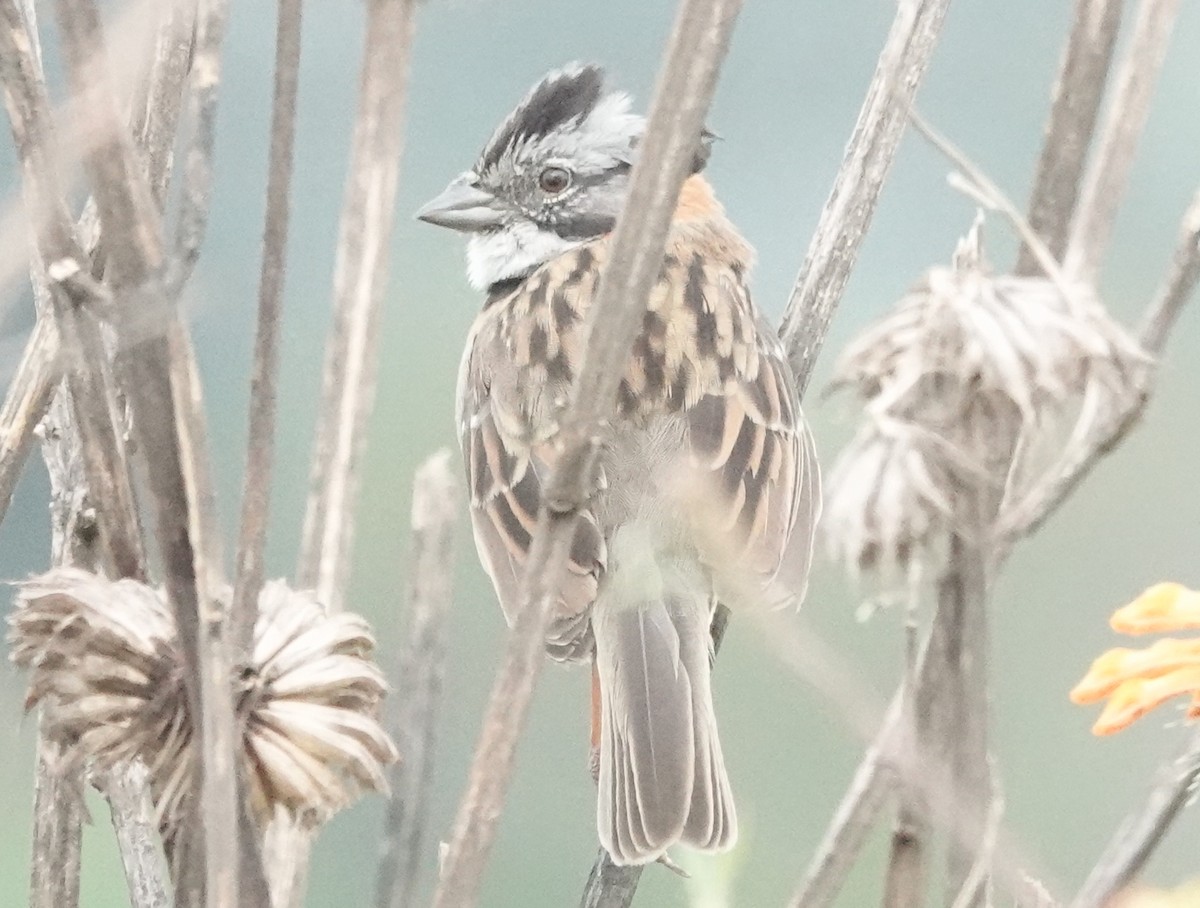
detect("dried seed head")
[825,216,1145,578]
[8,568,398,834]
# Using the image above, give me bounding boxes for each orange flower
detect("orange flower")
[1072,584,1200,735]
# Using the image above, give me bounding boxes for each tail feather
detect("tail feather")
[594,595,736,865]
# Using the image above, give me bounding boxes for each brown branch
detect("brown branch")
[294,0,418,611]
[0,318,57,525]
[779,0,954,394]
[375,451,459,908]
[230,0,303,657]
[1071,725,1200,907]
[433,3,744,907]
[1014,0,1124,274]
[1063,0,1181,282]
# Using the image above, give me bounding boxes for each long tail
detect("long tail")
[592,592,736,865]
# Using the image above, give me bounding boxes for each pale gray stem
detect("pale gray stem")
[105,764,172,908]
[0,0,147,580]
[1071,725,1200,908]
[271,1,418,901]
[1063,0,1181,283]
[433,3,744,907]
[1014,0,1124,274]
[581,857,643,908]
[166,0,230,294]
[231,0,303,658]
[51,1,257,905]
[0,318,57,526]
[790,705,899,908]
[295,0,418,612]
[779,0,954,393]
[937,523,994,908]
[375,451,459,908]
[1001,184,1200,543]
[883,606,928,908]
[29,731,83,908]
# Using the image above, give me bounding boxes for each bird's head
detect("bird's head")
[417,63,712,291]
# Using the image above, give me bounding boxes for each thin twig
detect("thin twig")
[166,0,229,295]
[1014,0,1124,274]
[1071,725,1200,908]
[1000,184,1200,542]
[433,3,743,907]
[231,0,303,657]
[375,451,459,908]
[269,1,418,902]
[949,782,1004,908]
[791,705,900,907]
[129,0,197,209]
[0,318,57,525]
[1063,0,1181,282]
[883,598,927,908]
[105,763,172,908]
[295,0,418,612]
[774,1,955,901]
[779,0,954,393]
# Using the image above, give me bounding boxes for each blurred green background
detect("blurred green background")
[3,0,1200,905]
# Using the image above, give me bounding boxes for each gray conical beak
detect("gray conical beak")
[415,176,505,232]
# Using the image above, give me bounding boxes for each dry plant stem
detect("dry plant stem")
[231,0,304,657]
[936,523,994,908]
[0,0,193,532]
[30,731,83,908]
[0,317,57,525]
[582,857,643,908]
[779,0,953,393]
[167,0,229,294]
[128,0,197,209]
[1014,0,1123,274]
[52,1,259,905]
[106,764,172,908]
[1002,184,1200,543]
[270,1,417,902]
[375,451,459,908]
[1063,0,1181,282]
[295,0,418,613]
[433,3,743,907]
[0,0,146,579]
[883,804,927,908]
[1071,725,1200,908]
[883,617,928,908]
[790,707,900,907]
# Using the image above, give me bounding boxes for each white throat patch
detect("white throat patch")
[466,221,580,290]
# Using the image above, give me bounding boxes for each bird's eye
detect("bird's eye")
[539,166,571,194]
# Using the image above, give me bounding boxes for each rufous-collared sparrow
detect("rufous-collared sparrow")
[418,63,820,866]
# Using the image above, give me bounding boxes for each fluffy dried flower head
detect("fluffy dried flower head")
[825,216,1144,577]
[8,567,397,833]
